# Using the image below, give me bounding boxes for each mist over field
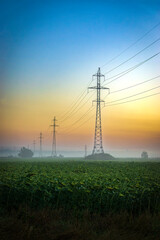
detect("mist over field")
[1,147,160,159]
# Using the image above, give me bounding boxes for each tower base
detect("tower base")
[86,153,115,160]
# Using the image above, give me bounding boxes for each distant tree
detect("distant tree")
[18,147,33,158]
[141,151,148,159]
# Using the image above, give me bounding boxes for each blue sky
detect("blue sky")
[1,0,160,90]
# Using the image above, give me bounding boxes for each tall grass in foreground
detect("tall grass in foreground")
[0,207,160,240]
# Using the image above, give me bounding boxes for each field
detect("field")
[0,158,160,239]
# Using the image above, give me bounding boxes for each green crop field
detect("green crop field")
[0,158,160,240]
[0,158,160,213]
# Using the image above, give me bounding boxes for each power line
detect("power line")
[103,51,160,86]
[61,112,95,136]
[67,106,94,130]
[104,37,160,75]
[62,91,160,136]
[60,106,95,134]
[59,79,93,121]
[68,91,95,119]
[101,21,160,68]
[60,92,88,121]
[105,85,160,104]
[44,131,52,141]
[103,65,141,83]
[60,72,108,133]
[110,75,160,94]
[60,91,95,123]
[59,74,103,122]
[105,92,160,107]
[47,23,160,139]
[61,106,93,131]
[55,23,160,128]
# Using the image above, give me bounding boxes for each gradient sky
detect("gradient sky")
[0,0,160,157]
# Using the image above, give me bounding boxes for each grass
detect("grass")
[0,207,160,240]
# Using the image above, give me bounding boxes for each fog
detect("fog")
[0,146,159,159]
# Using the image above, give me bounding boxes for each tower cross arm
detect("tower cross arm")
[93,73,105,77]
[101,87,109,90]
[88,86,110,93]
[101,86,110,93]
[88,86,97,89]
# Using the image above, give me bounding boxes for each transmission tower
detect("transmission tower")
[88,68,109,154]
[50,117,59,157]
[33,140,36,154]
[84,144,87,158]
[39,132,43,157]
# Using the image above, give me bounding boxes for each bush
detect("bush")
[141,151,148,159]
[18,147,33,158]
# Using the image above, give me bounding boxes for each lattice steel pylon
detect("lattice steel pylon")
[50,116,59,157]
[88,68,109,154]
[39,132,43,157]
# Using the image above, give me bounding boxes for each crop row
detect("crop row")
[0,159,160,214]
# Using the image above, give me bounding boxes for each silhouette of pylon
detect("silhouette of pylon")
[88,68,109,154]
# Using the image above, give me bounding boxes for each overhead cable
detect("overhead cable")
[110,75,160,94]
[101,21,160,68]
[103,51,160,86]
[104,37,160,75]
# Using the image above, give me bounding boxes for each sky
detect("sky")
[0,0,160,157]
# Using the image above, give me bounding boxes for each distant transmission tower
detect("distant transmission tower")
[50,117,59,157]
[88,68,109,154]
[84,144,87,158]
[39,132,43,157]
[33,140,36,154]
